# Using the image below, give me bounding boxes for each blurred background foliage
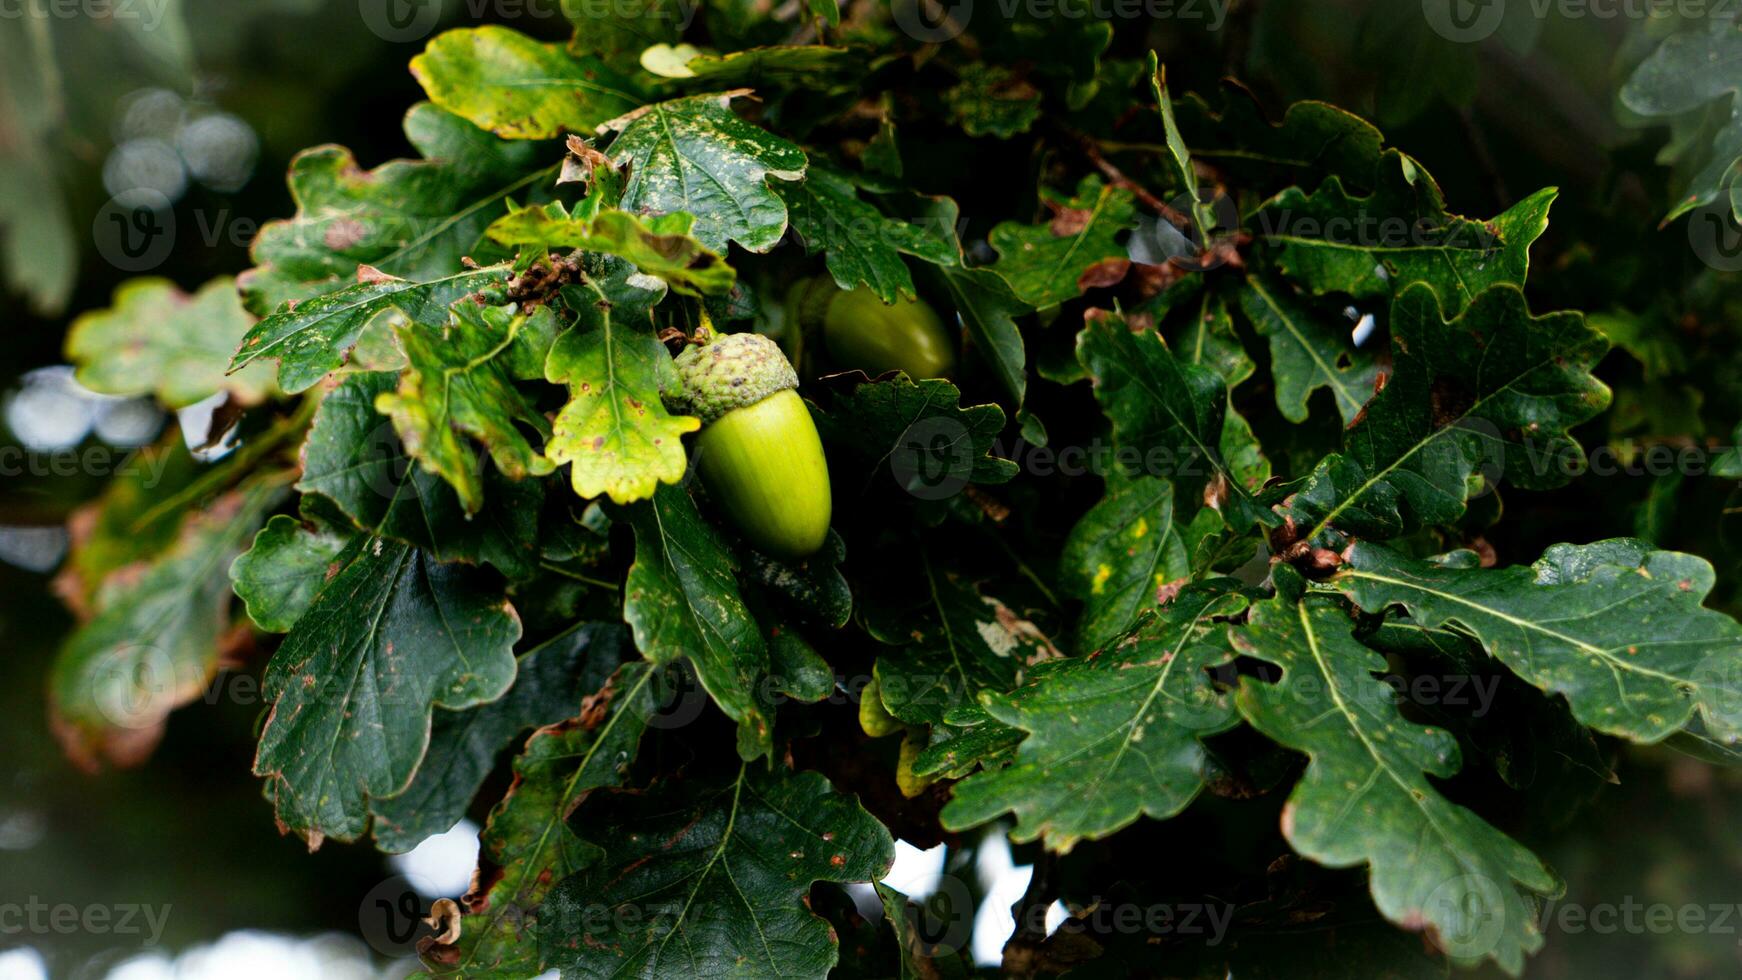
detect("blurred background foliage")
[5,0,1742,976]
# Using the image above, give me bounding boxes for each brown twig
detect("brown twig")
[1058,126,1193,229]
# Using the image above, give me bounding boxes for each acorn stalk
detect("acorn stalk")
[790,276,956,380]
[674,329,832,559]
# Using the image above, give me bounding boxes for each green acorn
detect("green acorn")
[673,329,832,560]
[790,276,956,380]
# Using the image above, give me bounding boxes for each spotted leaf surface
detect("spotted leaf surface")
[229,266,509,394]
[420,660,661,977]
[943,583,1246,850]
[1255,151,1554,314]
[1059,474,1191,654]
[297,372,543,578]
[374,303,557,514]
[544,262,700,504]
[602,92,807,252]
[538,765,894,979]
[486,201,734,296]
[776,165,958,304]
[411,26,644,140]
[1335,539,1742,744]
[1231,596,1559,974]
[988,176,1137,308]
[863,553,1057,726]
[1075,307,1275,531]
[240,104,544,315]
[253,534,522,844]
[1285,284,1610,543]
[622,483,770,757]
[67,276,275,408]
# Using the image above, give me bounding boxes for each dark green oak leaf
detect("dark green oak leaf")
[253,534,522,844]
[601,92,807,253]
[1075,307,1276,531]
[864,552,1057,726]
[229,266,509,395]
[51,484,279,770]
[239,104,546,315]
[971,1,1109,85]
[1238,275,1379,425]
[298,372,542,578]
[229,514,351,633]
[815,376,1017,496]
[855,192,1012,393]
[1254,151,1554,313]
[1285,284,1610,542]
[942,583,1247,850]
[537,765,894,978]
[411,25,644,140]
[544,263,700,504]
[1175,80,1386,192]
[370,621,632,853]
[738,528,851,629]
[944,64,1043,139]
[680,45,861,87]
[1619,10,1742,222]
[775,165,957,304]
[66,276,275,408]
[910,703,1023,780]
[560,0,681,67]
[420,661,661,977]
[1059,474,1191,654]
[988,176,1137,308]
[1335,539,1742,745]
[933,264,1029,406]
[758,608,836,705]
[1174,285,1254,387]
[374,302,558,515]
[1230,595,1559,974]
[1140,278,1253,390]
[622,483,770,758]
[486,201,734,296]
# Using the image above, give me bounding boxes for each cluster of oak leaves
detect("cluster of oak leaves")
[44,7,1742,978]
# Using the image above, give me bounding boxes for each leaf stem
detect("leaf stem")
[537,561,622,591]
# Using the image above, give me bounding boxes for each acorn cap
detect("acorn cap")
[673,331,799,425]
